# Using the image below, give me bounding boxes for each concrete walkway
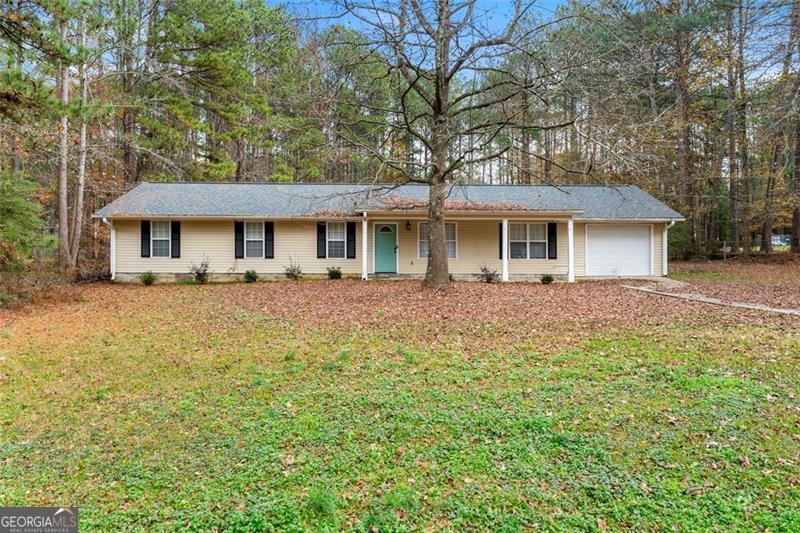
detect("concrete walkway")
[624,284,800,317]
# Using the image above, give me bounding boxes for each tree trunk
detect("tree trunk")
[726,4,739,250]
[676,68,695,251]
[794,2,800,252]
[792,111,800,252]
[521,125,531,184]
[671,0,696,253]
[762,0,799,253]
[424,0,452,289]
[425,179,449,288]
[761,162,777,254]
[68,14,88,269]
[121,3,137,184]
[123,107,137,183]
[57,21,70,269]
[737,0,751,256]
[544,129,553,181]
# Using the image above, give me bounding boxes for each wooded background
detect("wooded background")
[1,0,799,285]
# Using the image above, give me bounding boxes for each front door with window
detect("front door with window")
[374,224,397,273]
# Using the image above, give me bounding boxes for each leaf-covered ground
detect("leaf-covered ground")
[1,274,799,530]
[670,255,800,309]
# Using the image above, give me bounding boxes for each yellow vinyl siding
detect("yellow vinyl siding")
[114,218,668,278]
[653,222,664,275]
[393,220,502,275]
[115,219,363,275]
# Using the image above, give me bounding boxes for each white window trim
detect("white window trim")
[417,221,457,259]
[509,222,548,260]
[150,220,171,258]
[244,221,265,259]
[326,221,347,259]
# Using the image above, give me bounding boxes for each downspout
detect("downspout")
[102,217,116,281]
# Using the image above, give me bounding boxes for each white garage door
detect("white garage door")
[586,224,651,276]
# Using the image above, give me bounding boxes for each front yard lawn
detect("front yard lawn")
[1,274,799,530]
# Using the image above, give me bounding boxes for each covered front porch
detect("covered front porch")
[358,213,576,282]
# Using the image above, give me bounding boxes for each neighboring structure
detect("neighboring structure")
[93,182,683,282]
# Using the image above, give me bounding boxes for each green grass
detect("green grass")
[1,288,799,530]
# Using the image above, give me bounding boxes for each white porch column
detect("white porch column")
[567,218,575,282]
[361,213,368,281]
[501,218,509,282]
[662,225,669,276]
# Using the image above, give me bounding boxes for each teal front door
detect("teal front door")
[375,224,397,273]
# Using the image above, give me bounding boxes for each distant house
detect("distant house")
[93,182,683,282]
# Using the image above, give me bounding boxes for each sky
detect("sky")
[277,0,568,34]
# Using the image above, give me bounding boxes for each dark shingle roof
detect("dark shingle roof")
[94,182,683,220]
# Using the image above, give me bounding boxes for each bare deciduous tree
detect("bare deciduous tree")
[329,0,572,288]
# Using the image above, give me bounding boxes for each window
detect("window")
[419,222,456,258]
[529,223,547,259]
[508,222,547,259]
[245,222,263,258]
[327,222,346,258]
[509,223,528,259]
[151,221,171,257]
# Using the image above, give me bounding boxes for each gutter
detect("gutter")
[91,210,587,220]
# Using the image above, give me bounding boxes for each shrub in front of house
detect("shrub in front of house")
[284,259,303,280]
[189,258,210,284]
[327,266,342,280]
[244,270,258,283]
[140,271,156,285]
[540,273,554,285]
[478,264,500,283]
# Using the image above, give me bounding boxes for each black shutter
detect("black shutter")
[234,221,244,259]
[548,222,557,259]
[499,222,503,259]
[140,220,150,257]
[346,221,356,259]
[264,221,274,259]
[317,222,326,258]
[171,221,181,258]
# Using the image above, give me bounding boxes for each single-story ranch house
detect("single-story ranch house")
[93,182,683,282]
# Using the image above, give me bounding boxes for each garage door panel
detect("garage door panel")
[586,224,650,276]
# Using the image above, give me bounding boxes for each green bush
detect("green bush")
[326,266,342,279]
[244,270,258,283]
[540,273,554,285]
[140,271,156,285]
